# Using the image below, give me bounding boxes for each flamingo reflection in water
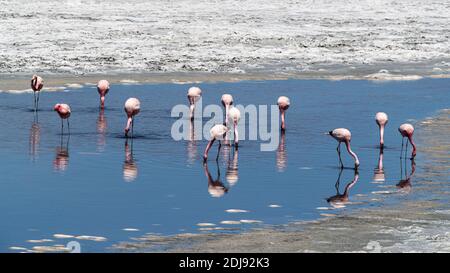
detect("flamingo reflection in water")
[187,119,198,165]
[373,147,385,183]
[226,147,239,187]
[276,130,287,172]
[29,115,41,162]
[53,134,70,172]
[97,108,107,152]
[203,161,229,198]
[397,158,416,193]
[123,139,138,182]
[326,169,359,208]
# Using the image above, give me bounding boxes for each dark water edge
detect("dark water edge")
[112,110,450,253]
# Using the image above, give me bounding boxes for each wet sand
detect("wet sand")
[113,110,450,253]
[2,65,450,94]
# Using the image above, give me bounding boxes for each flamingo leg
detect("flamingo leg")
[400,137,404,158]
[33,92,37,112]
[36,92,40,111]
[216,142,222,162]
[67,119,70,135]
[203,138,215,163]
[404,153,408,177]
[405,139,409,159]
[131,119,134,139]
[337,142,344,169]
[399,157,403,180]
[61,119,64,135]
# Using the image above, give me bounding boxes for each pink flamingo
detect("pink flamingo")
[31,75,44,111]
[228,106,241,147]
[277,96,290,130]
[203,124,229,162]
[375,112,388,148]
[124,98,141,137]
[54,103,71,134]
[187,87,202,120]
[97,80,110,109]
[328,128,360,169]
[398,123,416,159]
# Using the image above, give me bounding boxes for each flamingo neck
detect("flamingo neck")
[280,110,286,130]
[379,125,385,147]
[125,116,133,133]
[408,135,417,157]
[189,104,195,120]
[378,150,384,170]
[345,140,360,167]
[33,79,40,90]
[203,138,216,161]
[100,96,105,108]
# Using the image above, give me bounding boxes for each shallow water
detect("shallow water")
[0,78,449,252]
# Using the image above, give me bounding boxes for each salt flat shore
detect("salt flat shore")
[1,0,450,84]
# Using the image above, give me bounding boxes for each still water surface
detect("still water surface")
[0,78,448,252]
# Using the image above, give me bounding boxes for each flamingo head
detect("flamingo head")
[54,104,61,112]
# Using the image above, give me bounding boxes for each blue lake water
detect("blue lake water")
[0,78,449,252]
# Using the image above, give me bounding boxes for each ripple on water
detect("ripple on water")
[53,234,75,239]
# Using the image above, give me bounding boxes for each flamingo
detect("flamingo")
[97,80,110,109]
[124,98,140,138]
[398,123,416,159]
[54,103,71,134]
[203,124,229,162]
[277,96,290,131]
[187,87,202,120]
[328,128,360,169]
[228,106,241,147]
[31,75,44,112]
[375,112,388,148]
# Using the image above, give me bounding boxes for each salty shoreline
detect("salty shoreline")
[112,110,450,253]
[2,0,450,90]
[1,65,450,93]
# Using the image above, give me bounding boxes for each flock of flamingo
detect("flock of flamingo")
[30,74,417,169]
